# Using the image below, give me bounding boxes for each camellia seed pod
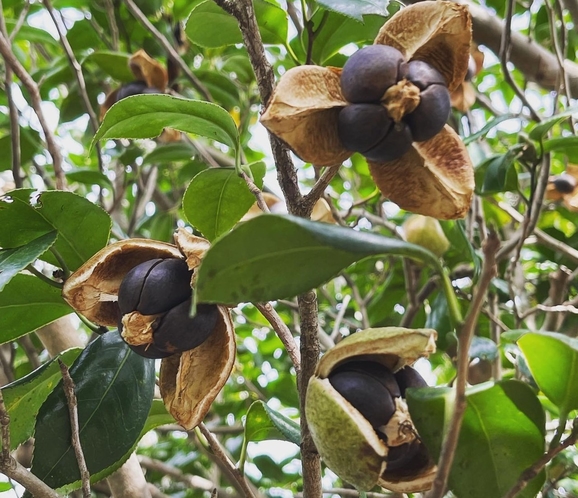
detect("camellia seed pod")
[305,327,437,492]
[62,229,235,430]
[261,1,474,220]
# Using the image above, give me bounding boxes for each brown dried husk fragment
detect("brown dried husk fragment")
[130,49,168,91]
[260,65,350,166]
[374,1,471,92]
[62,240,182,327]
[369,125,474,219]
[159,306,235,429]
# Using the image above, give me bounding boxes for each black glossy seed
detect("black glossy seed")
[406,60,446,90]
[341,45,405,103]
[364,121,413,162]
[394,366,428,397]
[329,365,396,431]
[153,299,219,354]
[116,81,148,101]
[383,440,431,477]
[332,360,401,398]
[404,84,450,142]
[137,259,192,315]
[553,173,577,194]
[118,258,192,316]
[118,259,162,315]
[337,104,393,154]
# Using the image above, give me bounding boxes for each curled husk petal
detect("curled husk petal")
[159,306,235,429]
[368,125,474,219]
[130,49,168,91]
[62,240,182,327]
[306,327,437,492]
[260,65,350,166]
[374,1,471,92]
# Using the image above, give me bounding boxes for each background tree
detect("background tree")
[0,0,577,497]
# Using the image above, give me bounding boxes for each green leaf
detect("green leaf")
[185,0,288,48]
[0,274,72,343]
[65,170,114,190]
[0,231,58,291]
[316,0,390,21]
[240,400,300,472]
[183,162,265,241]
[469,336,498,361]
[474,149,520,195]
[528,105,578,140]
[196,215,443,305]
[85,51,134,82]
[143,142,196,164]
[407,381,545,498]
[93,94,239,152]
[518,331,578,413]
[0,128,41,172]
[139,399,176,438]
[31,332,156,493]
[463,114,519,145]
[303,10,387,64]
[3,348,83,450]
[0,190,111,271]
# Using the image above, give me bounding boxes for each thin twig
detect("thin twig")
[503,420,578,498]
[255,302,301,375]
[0,25,66,189]
[302,167,339,212]
[59,360,90,498]
[123,0,212,101]
[426,231,501,498]
[197,423,259,498]
[499,0,541,122]
[241,171,270,214]
[103,0,119,50]
[43,0,104,173]
[330,294,351,341]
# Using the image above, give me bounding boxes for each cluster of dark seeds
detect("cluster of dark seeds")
[117,258,218,359]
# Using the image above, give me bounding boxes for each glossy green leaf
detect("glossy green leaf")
[185,0,288,48]
[85,51,133,82]
[463,114,518,145]
[303,10,387,64]
[0,274,72,343]
[0,230,57,292]
[407,381,545,498]
[474,149,520,195]
[3,348,83,450]
[316,0,389,21]
[518,331,578,412]
[31,332,156,493]
[93,94,239,152]
[193,69,240,110]
[0,128,41,172]
[183,162,265,241]
[139,399,176,438]
[469,336,498,361]
[240,400,300,472]
[65,170,114,190]
[143,142,195,164]
[528,105,578,140]
[0,190,111,271]
[196,215,443,305]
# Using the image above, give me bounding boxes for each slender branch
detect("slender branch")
[241,171,271,214]
[330,294,351,341]
[255,302,301,375]
[503,419,578,498]
[297,291,322,498]
[197,423,259,498]
[59,360,90,497]
[123,0,212,101]
[103,0,119,50]
[42,0,104,172]
[426,231,501,498]
[302,167,339,212]
[0,21,66,189]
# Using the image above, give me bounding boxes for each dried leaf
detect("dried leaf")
[261,65,350,166]
[369,126,474,219]
[374,1,471,92]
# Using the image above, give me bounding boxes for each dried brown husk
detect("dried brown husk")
[62,240,181,327]
[130,49,168,91]
[306,327,437,492]
[545,165,578,211]
[368,126,474,219]
[63,230,236,430]
[159,306,235,429]
[375,1,471,92]
[451,45,485,111]
[260,65,350,166]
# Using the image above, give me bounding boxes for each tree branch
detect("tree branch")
[426,231,501,498]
